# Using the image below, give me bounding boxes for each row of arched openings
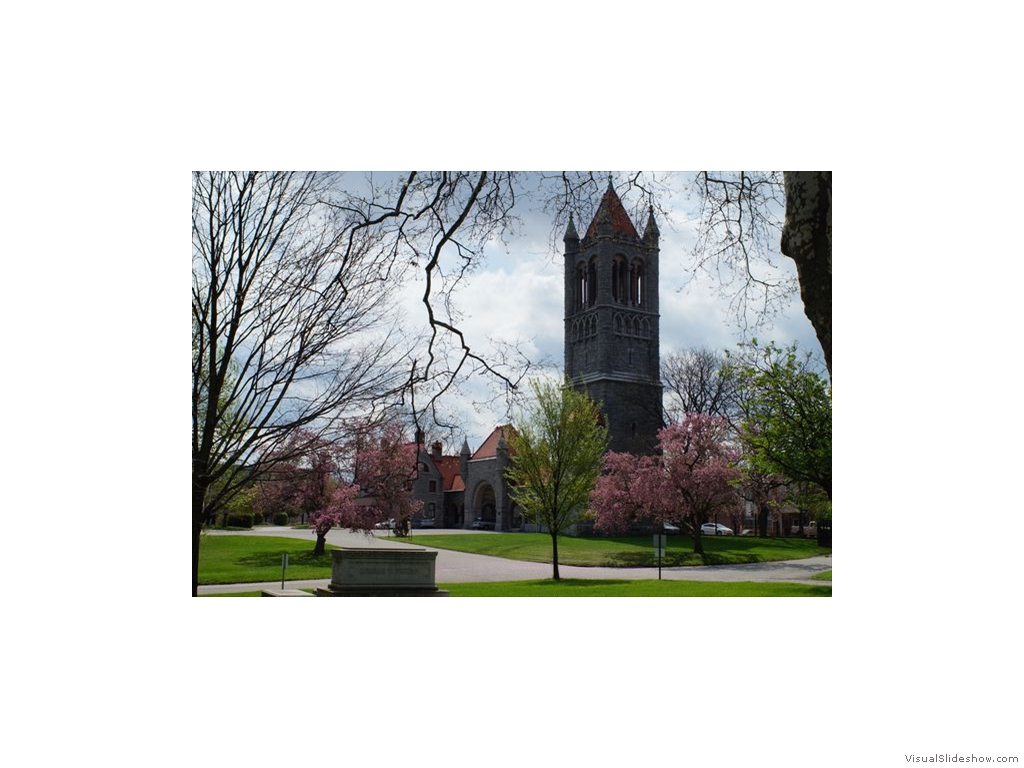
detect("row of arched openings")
[570,314,598,342]
[612,256,645,307]
[574,259,597,309]
[573,256,645,310]
[614,312,652,339]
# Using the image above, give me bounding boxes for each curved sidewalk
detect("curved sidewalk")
[198,527,832,594]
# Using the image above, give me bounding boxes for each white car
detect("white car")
[700,523,733,536]
[374,518,396,530]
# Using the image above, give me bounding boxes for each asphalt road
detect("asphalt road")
[198,527,832,595]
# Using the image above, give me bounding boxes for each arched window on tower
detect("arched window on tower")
[612,255,628,304]
[575,262,587,311]
[631,259,645,307]
[587,257,598,307]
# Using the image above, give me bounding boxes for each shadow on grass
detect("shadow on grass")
[444,579,832,597]
[236,551,333,568]
[529,579,627,589]
[605,551,764,567]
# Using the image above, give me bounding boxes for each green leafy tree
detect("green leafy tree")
[786,482,831,536]
[731,341,832,500]
[506,380,608,580]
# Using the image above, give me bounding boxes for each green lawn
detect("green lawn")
[811,570,832,581]
[406,532,827,567]
[201,581,829,597]
[199,535,336,585]
[198,533,829,587]
[441,579,830,596]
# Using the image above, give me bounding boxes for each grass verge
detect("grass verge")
[198,533,829,587]
[440,579,830,596]
[811,570,832,581]
[406,532,827,567]
[199,535,336,585]
[200,581,829,597]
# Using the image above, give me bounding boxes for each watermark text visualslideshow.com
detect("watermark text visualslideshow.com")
[905,756,1018,763]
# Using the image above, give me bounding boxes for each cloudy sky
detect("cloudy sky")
[389,172,823,451]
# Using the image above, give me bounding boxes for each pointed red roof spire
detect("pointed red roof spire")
[584,182,640,241]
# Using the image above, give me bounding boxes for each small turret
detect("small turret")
[459,437,470,483]
[563,212,579,254]
[642,205,660,245]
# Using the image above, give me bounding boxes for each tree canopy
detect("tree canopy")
[592,415,741,555]
[661,346,739,423]
[506,380,608,579]
[730,341,832,500]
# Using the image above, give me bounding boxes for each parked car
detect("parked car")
[790,521,817,538]
[417,517,436,529]
[374,518,396,530]
[471,518,495,530]
[662,522,680,532]
[700,523,733,536]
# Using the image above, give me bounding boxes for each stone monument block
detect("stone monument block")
[315,547,449,597]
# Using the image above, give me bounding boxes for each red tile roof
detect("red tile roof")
[471,425,516,460]
[585,186,639,240]
[433,455,463,492]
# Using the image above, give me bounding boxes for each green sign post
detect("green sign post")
[653,534,666,580]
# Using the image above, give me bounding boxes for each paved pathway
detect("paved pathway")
[199,527,832,595]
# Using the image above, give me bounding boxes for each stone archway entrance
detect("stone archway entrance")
[474,483,496,524]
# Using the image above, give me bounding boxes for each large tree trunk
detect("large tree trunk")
[550,532,560,580]
[313,532,327,557]
[690,524,704,555]
[758,503,771,538]
[781,171,832,375]
[192,480,208,597]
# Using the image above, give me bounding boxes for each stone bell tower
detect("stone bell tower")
[563,180,663,453]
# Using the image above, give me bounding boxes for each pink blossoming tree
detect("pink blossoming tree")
[308,482,373,556]
[354,423,422,537]
[588,451,658,534]
[254,430,375,555]
[592,414,741,555]
[254,430,341,524]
